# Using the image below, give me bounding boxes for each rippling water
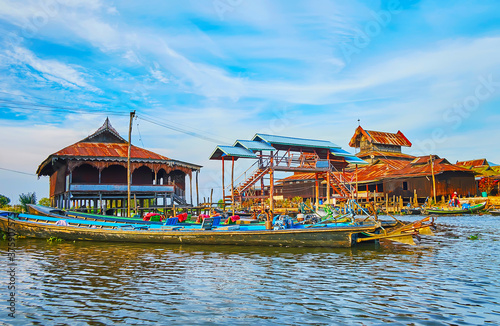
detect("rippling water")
[1,215,500,325]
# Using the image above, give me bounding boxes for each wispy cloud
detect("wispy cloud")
[6,46,98,91]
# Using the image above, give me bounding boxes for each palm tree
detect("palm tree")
[19,192,36,213]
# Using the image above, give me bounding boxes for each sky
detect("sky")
[0,0,499,204]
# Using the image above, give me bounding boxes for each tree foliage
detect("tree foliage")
[19,192,37,212]
[0,195,10,207]
[0,194,10,208]
[38,197,52,207]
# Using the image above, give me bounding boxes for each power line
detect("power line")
[138,115,226,144]
[0,167,37,176]
[0,94,230,145]
[135,116,146,148]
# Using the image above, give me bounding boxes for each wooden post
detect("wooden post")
[430,155,437,204]
[355,164,359,201]
[196,171,199,207]
[210,189,213,208]
[231,156,235,217]
[385,193,388,213]
[222,157,225,206]
[315,173,319,211]
[190,173,193,206]
[134,194,137,216]
[269,154,274,213]
[326,171,331,205]
[127,110,135,218]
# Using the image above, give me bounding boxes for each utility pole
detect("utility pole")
[127,110,136,217]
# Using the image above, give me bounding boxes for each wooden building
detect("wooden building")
[36,118,201,214]
[355,155,477,199]
[348,127,476,200]
[277,126,477,202]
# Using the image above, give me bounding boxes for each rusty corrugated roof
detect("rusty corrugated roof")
[278,157,474,185]
[456,159,488,168]
[349,126,412,148]
[51,142,170,161]
[279,173,317,182]
[36,118,207,176]
[357,151,416,160]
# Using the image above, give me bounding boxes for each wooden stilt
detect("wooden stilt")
[315,173,319,211]
[196,171,199,207]
[231,156,235,217]
[222,157,225,206]
[327,170,331,205]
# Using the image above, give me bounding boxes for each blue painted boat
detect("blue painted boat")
[0,211,410,248]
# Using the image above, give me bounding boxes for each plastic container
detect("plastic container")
[482,192,488,197]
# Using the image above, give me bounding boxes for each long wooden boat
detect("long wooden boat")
[425,202,486,215]
[28,204,165,225]
[0,212,436,248]
[1,213,389,248]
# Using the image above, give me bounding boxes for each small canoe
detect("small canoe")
[490,210,500,216]
[425,202,486,215]
[402,208,422,215]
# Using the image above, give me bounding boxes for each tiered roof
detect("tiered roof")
[37,118,201,176]
[349,126,412,148]
[209,133,367,165]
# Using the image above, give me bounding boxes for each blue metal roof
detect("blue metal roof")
[330,148,369,165]
[209,146,257,160]
[233,140,276,151]
[330,148,353,155]
[252,133,340,149]
[343,156,369,165]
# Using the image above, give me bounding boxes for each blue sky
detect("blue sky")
[0,0,499,203]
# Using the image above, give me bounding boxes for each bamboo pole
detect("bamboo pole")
[327,170,331,205]
[127,110,135,218]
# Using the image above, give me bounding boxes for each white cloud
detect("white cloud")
[7,46,98,91]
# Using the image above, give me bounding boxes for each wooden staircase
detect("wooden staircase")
[320,170,354,199]
[235,167,270,197]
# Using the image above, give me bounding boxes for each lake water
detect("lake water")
[1,215,499,325]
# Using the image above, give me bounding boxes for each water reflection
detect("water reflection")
[1,215,499,325]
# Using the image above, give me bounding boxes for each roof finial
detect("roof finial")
[358,119,360,126]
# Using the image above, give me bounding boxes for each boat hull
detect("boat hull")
[28,204,164,225]
[0,215,377,248]
[425,202,486,215]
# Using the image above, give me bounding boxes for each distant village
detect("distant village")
[30,119,500,215]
